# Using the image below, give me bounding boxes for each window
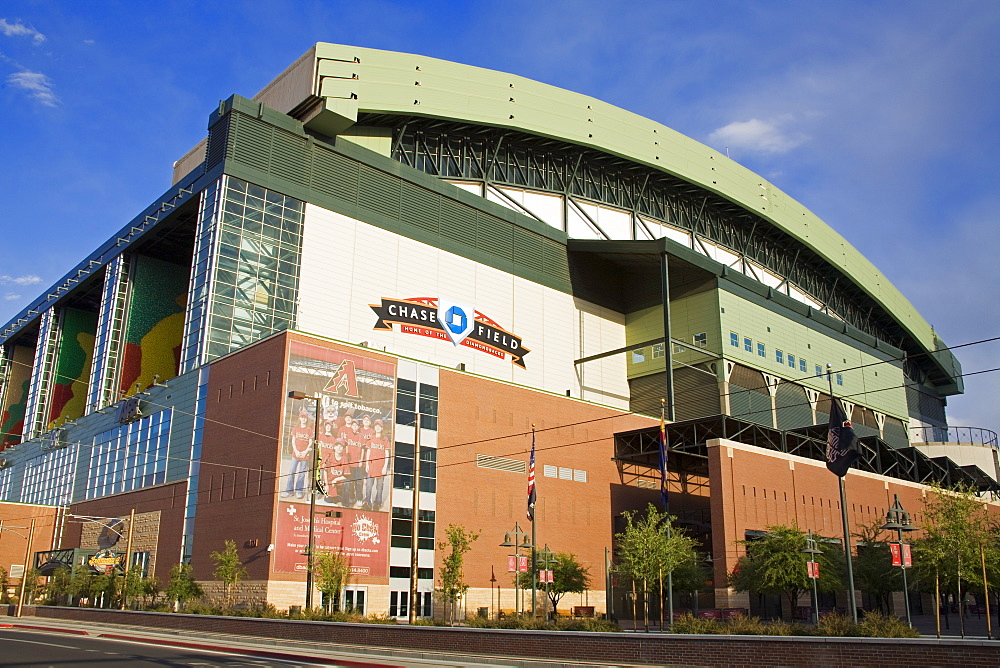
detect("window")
[330,587,366,614]
[651,343,665,359]
[389,591,408,617]
[387,591,432,617]
[396,380,438,430]
[788,354,795,368]
[836,374,844,386]
[775,350,784,364]
[632,348,646,363]
[694,333,708,347]
[744,337,753,353]
[87,410,171,500]
[757,343,766,357]
[393,443,436,492]
[389,567,434,580]
[815,365,823,377]
[23,445,78,506]
[730,332,739,347]
[799,359,807,373]
[391,507,435,550]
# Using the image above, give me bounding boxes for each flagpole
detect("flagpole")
[528,424,538,618]
[660,399,673,628]
[827,366,858,623]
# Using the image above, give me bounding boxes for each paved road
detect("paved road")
[0,627,338,667]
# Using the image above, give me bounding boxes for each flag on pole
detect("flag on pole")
[659,401,669,511]
[527,427,536,521]
[826,398,860,476]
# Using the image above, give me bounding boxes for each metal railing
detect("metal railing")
[910,425,998,449]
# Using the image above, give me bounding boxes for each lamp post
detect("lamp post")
[880,494,917,627]
[288,390,322,610]
[0,519,36,618]
[801,529,821,625]
[536,544,555,619]
[500,522,532,616]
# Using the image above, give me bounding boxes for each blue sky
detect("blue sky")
[1,1,997,434]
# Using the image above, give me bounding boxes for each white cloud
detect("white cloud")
[6,70,58,106]
[0,274,41,286]
[0,18,45,45]
[3,293,21,301]
[707,118,808,155]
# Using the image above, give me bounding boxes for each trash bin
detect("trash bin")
[478,607,489,618]
[289,605,302,615]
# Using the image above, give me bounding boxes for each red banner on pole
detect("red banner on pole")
[901,543,912,568]
[889,542,902,567]
[507,555,516,572]
[807,561,819,579]
[518,555,529,573]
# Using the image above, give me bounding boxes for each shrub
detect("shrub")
[670,613,721,634]
[815,612,860,637]
[858,611,920,638]
[722,615,772,635]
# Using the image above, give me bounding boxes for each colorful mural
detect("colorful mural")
[0,345,34,447]
[119,255,188,396]
[47,308,98,428]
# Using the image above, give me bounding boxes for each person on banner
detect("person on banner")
[317,419,338,495]
[322,438,352,505]
[364,418,391,510]
[346,416,367,508]
[281,409,314,499]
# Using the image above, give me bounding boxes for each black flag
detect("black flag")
[826,398,860,476]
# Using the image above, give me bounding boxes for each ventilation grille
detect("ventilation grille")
[543,464,588,483]
[636,479,657,489]
[477,454,525,473]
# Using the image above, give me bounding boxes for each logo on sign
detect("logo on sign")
[369,297,531,368]
[351,515,381,545]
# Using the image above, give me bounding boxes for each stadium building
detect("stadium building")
[0,44,995,617]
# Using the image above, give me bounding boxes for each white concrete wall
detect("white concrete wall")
[297,203,629,409]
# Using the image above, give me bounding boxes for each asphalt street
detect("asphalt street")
[0,627,337,667]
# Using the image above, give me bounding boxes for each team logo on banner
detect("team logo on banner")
[369,297,531,368]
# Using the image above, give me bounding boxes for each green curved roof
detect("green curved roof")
[255,43,944,372]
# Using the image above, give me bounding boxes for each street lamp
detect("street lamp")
[880,494,918,627]
[500,522,533,616]
[288,390,323,610]
[801,529,821,625]
[0,519,36,618]
[536,544,555,619]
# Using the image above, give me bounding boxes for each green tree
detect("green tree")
[615,504,700,627]
[437,524,480,623]
[314,549,351,612]
[853,520,902,613]
[912,483,994,634]
[165,562,204,611]
[18,568,42,606]
[729,525,844,620]
[89,572,116,608]
[210,540,248,607]
[533,552,590,616]
[44,566,73,605]
[0,565,9,603]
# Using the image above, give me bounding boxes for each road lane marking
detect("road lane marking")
[0,637,82,650]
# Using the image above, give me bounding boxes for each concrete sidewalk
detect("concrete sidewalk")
[0,615,637,668]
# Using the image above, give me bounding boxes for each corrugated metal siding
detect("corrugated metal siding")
[214,108,572,291]
[884,417,909,449]
[776,381,813,430]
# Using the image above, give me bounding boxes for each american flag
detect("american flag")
[527,428,536,521]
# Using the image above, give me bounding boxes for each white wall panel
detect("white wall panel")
[299,204,630,409]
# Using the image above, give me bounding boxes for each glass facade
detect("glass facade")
[24,309,59,439]
[87,255,129,412]
[0,465,12,501]
[182,177,304,369]
[396,380,438,430]
[22,445,78,505]
[86,409,171,500]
